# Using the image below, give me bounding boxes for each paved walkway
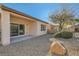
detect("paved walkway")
[0,34,52,56]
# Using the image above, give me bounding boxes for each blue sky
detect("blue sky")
[3,3,79,22]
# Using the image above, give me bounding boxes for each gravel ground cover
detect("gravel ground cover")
[0,33,79,56]
[0,34,52,56]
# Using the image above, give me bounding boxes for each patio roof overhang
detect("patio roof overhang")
[0,4,49,24]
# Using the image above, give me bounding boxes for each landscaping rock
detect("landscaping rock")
[48,41,67,56]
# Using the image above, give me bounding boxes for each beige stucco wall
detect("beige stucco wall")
[29,22,37,36]
[1,10,10,45]
[10,15,32,36]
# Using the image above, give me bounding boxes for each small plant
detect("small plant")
[54,31,73,39]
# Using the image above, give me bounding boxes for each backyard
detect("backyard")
[0,33,79,56]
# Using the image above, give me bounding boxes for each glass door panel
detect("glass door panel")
[10,24,18,36]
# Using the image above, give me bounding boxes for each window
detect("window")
[10,23,25,36]
[19,24,25,35]
[41,24,46,31]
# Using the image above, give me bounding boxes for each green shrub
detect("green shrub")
[54,31,73,39]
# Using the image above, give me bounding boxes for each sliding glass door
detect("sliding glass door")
[10,24,18,36]
[10,23,25,36]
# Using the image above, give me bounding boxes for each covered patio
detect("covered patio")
[0,8,38,46]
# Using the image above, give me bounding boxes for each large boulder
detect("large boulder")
[48,41,67,56]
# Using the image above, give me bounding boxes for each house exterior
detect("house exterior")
[74,23,79,32]
[0,5,50,46]
[49,20,75,33]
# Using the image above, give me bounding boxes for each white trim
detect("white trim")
[11,35,26,38]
